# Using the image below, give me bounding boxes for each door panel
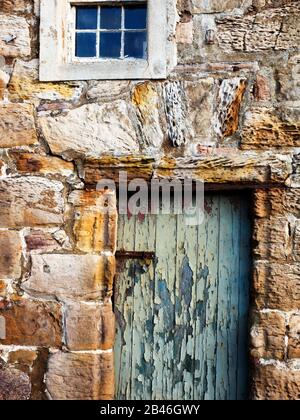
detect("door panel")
[114,193,251,400]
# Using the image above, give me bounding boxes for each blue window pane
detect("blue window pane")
[100,32,121,58]
[76,7,98,30]
[125,6,147,29]
[75,33,97,57]
[100,7,121,29]
[124,32,147,59]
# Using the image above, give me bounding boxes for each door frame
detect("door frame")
[82,152,292,399]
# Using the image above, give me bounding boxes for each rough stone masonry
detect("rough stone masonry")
[0,0,299,400]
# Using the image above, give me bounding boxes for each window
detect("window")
[75,5,147,59]
[39,0,169,81]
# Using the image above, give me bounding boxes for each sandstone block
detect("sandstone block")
[25,230,60,253]
[185,78,215,142]
[253,217,289,260]
[0,69,9,100]
[0,299,62,347]
[65,301,115,351]
[69,190,117,253]
[9,152,74,176]
[0,0,32,13]
[0,177,64,228]
[23,254,115,301]
[241,107,300,149]
[38,101,140,159]
[86,80,131,101]
[0,103,38,148]
[288,314,300,359]
[254,188,300,219]
[276,54,300,102]
[190,0,246,13]
[0,230,22,278]
[253,261,300,310]
[8,59,77,102]
[46,352,114,400]
[0,15,30,58]
[254,74,271,101]
[216,4,300,54]
[0,280,6,297]
[253,364,300,400]
[132,82,164,152]
[176,21,194,44]
[250,311,286,360]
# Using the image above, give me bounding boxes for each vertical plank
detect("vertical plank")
[182,217,198,400]
[226,196,241,400]
[114,213,136,400]
[192,199,207,400]
[237,198,251,400]
[202,195,220,400]
[131,214,156,400]
[215,195,232,400]
[152,213,177,399]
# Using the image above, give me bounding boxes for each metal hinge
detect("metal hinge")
[116,250,156,260]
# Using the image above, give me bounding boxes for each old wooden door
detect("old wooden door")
[114,193,251,400]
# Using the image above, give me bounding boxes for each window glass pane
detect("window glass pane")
[100,7,121,29]
[124,32,147,59]
[75,32,97,57]
[125,6,147,29]
[76,7,98,30]
[100,32,121,58]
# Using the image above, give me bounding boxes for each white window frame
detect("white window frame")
[39,0,168,81]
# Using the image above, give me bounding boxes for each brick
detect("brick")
[65,301,115,351]
[0,177,64,228]
[0,230,22,278]
[253,261,300,311]
[250,311,286,360]
[69,190,117,253]
[253,217,289,260]
[288,314,300,359]
[0,299,62,347]
[253,364,300,400]
[0,15,30,58]
[0,103,38,148]
[10,152,74,177]
[23,254,115,301]
[0,365,31,400]
[46,351,114,400]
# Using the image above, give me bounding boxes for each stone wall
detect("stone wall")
[0,0,299,400]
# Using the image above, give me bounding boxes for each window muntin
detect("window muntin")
[75,4,147,60]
